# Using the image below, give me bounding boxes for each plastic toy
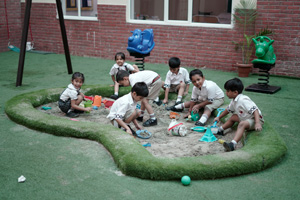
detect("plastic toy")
[84,95,94,102]
[41,106,51,110]
[142,142,151,147]
[170,112,180,119]
[103,99,114,108]
[92,95,102,107]
[181,176,191,186]
[93,106,98,110]
[190,126,207,132]
[136,130,152,139]
[84,100,93,113]
[127,29,155,55]
[252,36,276,65]
[211,108,225,134]
[168,119,187,136]
[199,127,218,142]
[218,139,225,144]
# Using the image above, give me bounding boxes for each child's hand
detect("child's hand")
[255,123,262,131]
[135,124,142,130]
[183,91,188,96]
[192,104,200,113]
[163,99,168,104]
[85,107,93,112]
[126,128,133,136]
[214,117,220,123]
[183,112,190,119]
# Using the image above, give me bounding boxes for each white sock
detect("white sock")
[154,97,159,102]
[175,103,184,109]
[176,96,182,102]
[219,126,224,132]
[114,92,118,96]
[199,114,208,124]
[150,113,156,120]
[231,140,237,147]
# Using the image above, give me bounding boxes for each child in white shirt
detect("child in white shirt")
[214,78,264,151]
[167,69,224,126]
[58,72,92,118]
[116,70,162,127]
[107,82,148,135]
[109,52,139,100]
[163,57,191,105]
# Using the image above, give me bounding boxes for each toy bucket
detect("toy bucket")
[93,95,102,107]
[84,100,93,113]
[168,119,187,137]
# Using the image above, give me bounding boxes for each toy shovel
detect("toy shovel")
[211,108,225,134]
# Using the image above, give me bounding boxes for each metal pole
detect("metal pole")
[16,0,32,87]
[56,0,73,74]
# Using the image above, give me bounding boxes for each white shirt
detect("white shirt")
[191,80,224,102]
[164,67,191,88]
[227,94,263,121]
[129,70,159,86]
[60,83,80,101]
[107,93,137,120]
[109,62,135,76]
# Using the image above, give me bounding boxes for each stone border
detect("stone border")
[5,85,287,180]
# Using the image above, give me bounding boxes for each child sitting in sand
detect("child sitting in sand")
[116,70,162,127]
[162,57,191,105]
[109,52,139,100]
[58,72,92,118]
[107,82,148,135]
[167,69,224,126]
[214,78,264,151]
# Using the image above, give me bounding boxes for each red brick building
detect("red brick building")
[1,0,299,77]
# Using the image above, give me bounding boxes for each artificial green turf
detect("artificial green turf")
[5,85,287,180]
[0,51,299,199]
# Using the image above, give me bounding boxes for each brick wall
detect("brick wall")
[0,0,22,52]
[1,1,299,77]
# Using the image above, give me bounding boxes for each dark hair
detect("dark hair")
[132,82,149,97]
[189,69,203,80]
[72,72,85,82]
[116,70,130,82]
[224,78,244,94]
[115,52,126,61]
[168,57,181,68]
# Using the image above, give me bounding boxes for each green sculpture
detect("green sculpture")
[252,36,276,65]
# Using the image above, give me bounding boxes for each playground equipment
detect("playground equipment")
[127,29,155,70]
[211,108,225,134]
[245,36,281,94]
[199,127,218,142]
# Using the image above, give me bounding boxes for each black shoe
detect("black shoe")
[143,118,157,127]
[66,111,79,118]
[195,121,205,126]
[166,105,183,112]
[110,94,119,100]
[175,101,183,105]
[216,129,224,136]
[153,100,162,106]
[136,116,143,122]
[223,142,235,151]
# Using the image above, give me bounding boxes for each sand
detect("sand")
[38,99,242,158]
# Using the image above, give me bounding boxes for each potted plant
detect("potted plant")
[232,0,274,77]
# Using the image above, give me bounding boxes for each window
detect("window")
[128,0,234,28]
[62,0,98,20]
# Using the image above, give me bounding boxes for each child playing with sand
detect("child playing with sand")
[107,82,148,136]
[116,70,162,127]
[167,69,224,126]
[162,57,191,105]
[109,52,139,100]
[58,72,92,118]
[214,78,264,151]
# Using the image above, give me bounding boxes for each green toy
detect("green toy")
[181,176,191,186]
[252,36,276,65]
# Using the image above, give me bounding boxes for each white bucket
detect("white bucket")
[26,42,33,51]
[168,119,187,137]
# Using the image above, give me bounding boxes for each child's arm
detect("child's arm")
[192,100,211,113]
[132,64,139,73]
[253,110,262,131]
[214,109,229,122]
[133,119,142,130]
[111,75,116,83]
[115,119,133,135]
[70,100,92,112]
[163,87,170,104]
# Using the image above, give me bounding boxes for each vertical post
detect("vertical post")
[16,0,32,87]
[56,0,73,74]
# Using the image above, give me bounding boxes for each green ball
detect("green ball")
[181,176,191,186]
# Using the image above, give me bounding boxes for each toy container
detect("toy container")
[93,95,102,107]
[84,100,93,113]
[168,119,187,137]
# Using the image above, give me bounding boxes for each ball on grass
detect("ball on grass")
[181,175,191,186]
